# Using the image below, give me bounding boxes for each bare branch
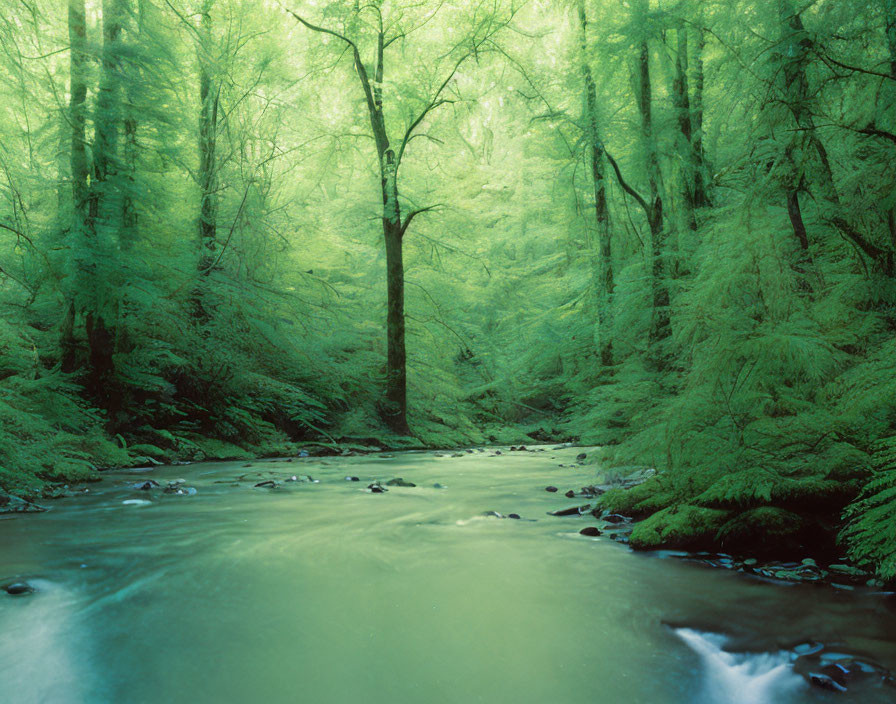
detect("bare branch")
[401,204,442,237]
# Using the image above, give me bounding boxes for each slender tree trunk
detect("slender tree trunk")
[368,29,409,434]
[885,4,896,255]
[779,0,893,273]
[86,0,125,407]
[62,0,89,373]
[194,0,218,323]
[673,24,697,234]
[577,0,613,368]
[691,27,711,208]
[633,9,670,354]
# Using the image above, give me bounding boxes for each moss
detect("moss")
[629,504,730,551]
[599,479,679,518]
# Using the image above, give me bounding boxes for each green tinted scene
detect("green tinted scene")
[1,0,895,702]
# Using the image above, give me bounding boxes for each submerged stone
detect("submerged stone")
[386,478,416,487]
[548,505,591,517]
[4,582,34,596]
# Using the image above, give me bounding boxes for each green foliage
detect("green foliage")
[0,0,894,579]
[842,438,896,580]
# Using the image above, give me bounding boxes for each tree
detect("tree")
[576,0,613,368]
[288,1,516,434]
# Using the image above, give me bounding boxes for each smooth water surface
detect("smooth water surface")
[1,447,894,703]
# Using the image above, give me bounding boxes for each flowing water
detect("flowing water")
[1,447,894,704]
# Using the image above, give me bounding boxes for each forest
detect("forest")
[1,0,895,583]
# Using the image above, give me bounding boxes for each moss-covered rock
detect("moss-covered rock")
[629,504,730,551]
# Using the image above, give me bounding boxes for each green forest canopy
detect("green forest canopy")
[1,0,895,578]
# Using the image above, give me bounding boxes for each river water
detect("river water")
[1,447,894,703]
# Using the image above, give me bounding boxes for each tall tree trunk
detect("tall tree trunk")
[634,5,670,355]
[673,24,697,234]
[86,0,125,408]
[194,0,218,323]
[885,3,896,254]
[369,28,409,434]
[779,0,893,274]
[577,0,613,368]
[62,0,89,373]
[691,26,711,208]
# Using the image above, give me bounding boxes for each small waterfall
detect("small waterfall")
[675,628,804,704]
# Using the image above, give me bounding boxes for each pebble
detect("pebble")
[4,582,34,596]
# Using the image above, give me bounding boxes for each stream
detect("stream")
[1,446,895,703]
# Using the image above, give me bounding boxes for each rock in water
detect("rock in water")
[508,513,521,519]
[565,490,575,498]
[576,452,587,462]
[602,513,629,524]
[134,480,160,491]
[809,673,847,692]
[0,495,48,514]
[254,480,278,489]
[548,505,591,517]
[545,486,558,493]
[580,527,601,537]
[367,483,388,493]
[4,582,34,596]
[386,478,416,487]
[345,476,360,482]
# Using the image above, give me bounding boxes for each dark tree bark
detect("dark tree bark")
[672,23,697,234]
[86,0,126,407]
[779,0,894,274]
[193,0,219,324]
[577,0,613,368]
[633,9,670,354]
[61,0,89,373]
[691,27,711,208]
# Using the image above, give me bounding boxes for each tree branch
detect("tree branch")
[401,204,441,237]
[602,149,651,217]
